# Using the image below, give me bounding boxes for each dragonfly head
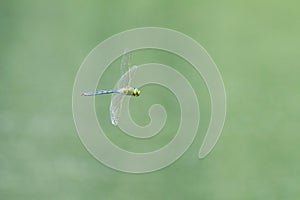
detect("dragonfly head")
[133,88,141,96]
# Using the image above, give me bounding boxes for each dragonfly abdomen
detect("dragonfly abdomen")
[82,90,120,96]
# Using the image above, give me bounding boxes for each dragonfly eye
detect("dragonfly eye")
[133,88,140,96]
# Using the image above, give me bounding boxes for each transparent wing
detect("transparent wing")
[110,93,125,126]
[119,49,136,89]
[110,50,138,126]
[117,65,138,89]
[110,66,138,126]
[120,49,132,78]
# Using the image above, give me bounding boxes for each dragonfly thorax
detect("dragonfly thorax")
[124,87,140,96]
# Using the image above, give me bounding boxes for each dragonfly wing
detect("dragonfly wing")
[120,49,132,78]
[110,50,138,126]
[119,49,139,88]
[117,65,138,89]
[110,66,138,126]
[110,93,125,126]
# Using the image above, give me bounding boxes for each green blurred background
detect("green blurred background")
[1,0,299,199]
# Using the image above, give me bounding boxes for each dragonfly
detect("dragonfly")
[81,50,141,126]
